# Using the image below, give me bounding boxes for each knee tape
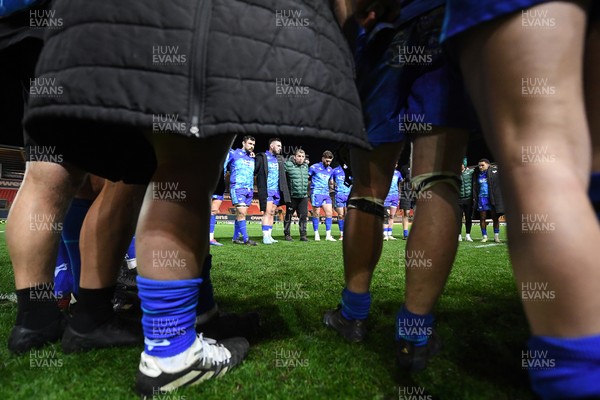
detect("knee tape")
[347,197,386,219]
[411,171,460,195]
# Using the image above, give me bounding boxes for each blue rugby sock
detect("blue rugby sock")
[325,217,332,231]
[137,276,201,358]
[338,220,344,233]
[233,220,240,240]
[210,214,216,234]
[481,228,487,236]
[494,228,500,234]
[312,217,319,232]
[340,288,371,320]
[62,198,92,296]
[239,220,248,241]
[403,229,409,237]
[196,255,215,316]
[527,334,600,400]
[396,304,434,346]
[126,236,136,260]
[124,236,136,269]
[590,173,600,220]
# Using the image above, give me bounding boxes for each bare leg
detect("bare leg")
[586,16,600,172]
[458,1,600,336]
[479,211,488,236]
[7,161,85,352]
[389,206,396,236]
[403,128,468,314]
[136,134,234,281]
[7,162,85,289]
[133,134,249,396]
[402,208,410,237]
[79,180,145,289]
[343,142,405,293]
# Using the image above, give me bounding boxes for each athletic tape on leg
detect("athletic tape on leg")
[347,197,386,219]
[411,171,460,194]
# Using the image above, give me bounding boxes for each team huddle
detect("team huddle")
[3,0,599,398]
[209,136,412,246]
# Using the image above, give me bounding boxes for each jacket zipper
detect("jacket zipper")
[189,0,212,137]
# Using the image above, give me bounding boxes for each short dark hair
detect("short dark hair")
[478,158,490,164]
[242,135,255,142]
[269,137,282,145]
[294,148,305,155]
[322,150,333,159]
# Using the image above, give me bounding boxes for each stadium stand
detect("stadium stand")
[0,146,24,218]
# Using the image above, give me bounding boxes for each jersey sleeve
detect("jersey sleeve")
[224,149,233,172]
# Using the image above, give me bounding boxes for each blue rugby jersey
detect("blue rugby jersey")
[388,170,403,196]
[478,171,489,197]
[331,166,351,195]
[227,148,255,189]
[309,162,334,195]
[266,151,279,191]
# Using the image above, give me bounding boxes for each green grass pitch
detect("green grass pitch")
[0,224,536,400]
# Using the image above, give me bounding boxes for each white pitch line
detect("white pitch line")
[473,243,503,248]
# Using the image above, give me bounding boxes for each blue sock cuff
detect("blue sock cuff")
[233,220,240,238]
[137,276,202,357]
[494,228,500,234]
[340,288,371,320]
[262,225,269,231]
[527,334,600,400]
[239,220,248,239]
[137,275,202,290]
[396,304,434,345]
[210,215,216,233]
[482,228,487,235]
[403,229,408,235]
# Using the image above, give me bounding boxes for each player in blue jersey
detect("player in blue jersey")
[384,164,402,241]
[309,151,336,241]
[473,159,504,243]
[225,136,257,246]
[331,163,352,240]
[255,138,291,244]
[443,1,600,398]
